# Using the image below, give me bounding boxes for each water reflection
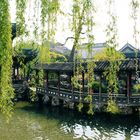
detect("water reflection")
[20,103,140,140]
[0,102,138,140]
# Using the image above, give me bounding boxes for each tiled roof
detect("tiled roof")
[34,59,140,72]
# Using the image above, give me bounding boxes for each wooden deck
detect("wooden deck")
[36,86,140,107]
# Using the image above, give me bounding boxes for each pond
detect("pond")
[0,102,140,140]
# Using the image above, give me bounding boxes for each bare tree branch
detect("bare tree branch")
[62,37,75,46]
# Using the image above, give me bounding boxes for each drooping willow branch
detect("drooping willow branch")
[104,0,123,114]
[131,0,139,84]
[0,0,14,120]
[71,0,96,114]
[16,0,27,37]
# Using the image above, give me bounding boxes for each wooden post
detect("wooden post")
[58,72,60,96]
[46,70,49,89]
[70,73,74,100]
[23,67,26,80]
[17,66,19,80]
[82,71,85,94]
[13,66,15,80]
[99,74,102,104]
[127,72,131,103]
[70,74,72,90]
[36,70,39,85]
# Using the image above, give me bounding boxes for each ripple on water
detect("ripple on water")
[1,102,140,140]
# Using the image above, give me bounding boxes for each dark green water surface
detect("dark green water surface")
[0,102,140,140]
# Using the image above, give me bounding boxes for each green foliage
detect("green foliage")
[107,100,119,114]
[38,42,50,64]
[41,0,60,40]
[29,70,37,87]
[38,70,44,86]
[29,87,38,102]
[77,102,83,112]
[50,52,67,62]
[103,0,124,114]
[84,95,94,115]
[38,41,67,63]
[71,0,96,114]
[131,0,139,83]
[0,0,14,120]
[87,104,94,115]
[134,84,140,90]
[92,81,99,92]
[5,0,139,117]
[94,47,125,61]
[16,0,27,36]
[133,84,140,93]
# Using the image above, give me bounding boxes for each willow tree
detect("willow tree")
[131,0,139,86]
[0,0,14,119]
[68,0,96,114]
[15,0,61,87]
[104,0,124,114]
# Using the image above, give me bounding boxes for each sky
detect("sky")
[9,0,140,50]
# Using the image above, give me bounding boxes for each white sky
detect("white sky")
[9,0,140,50]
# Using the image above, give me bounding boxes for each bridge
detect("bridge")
[36,86,140,107]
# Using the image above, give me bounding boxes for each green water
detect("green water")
[0,102,140,140]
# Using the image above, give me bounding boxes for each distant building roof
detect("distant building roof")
[44,41,70,56]
[79,43,106,59]
[119,43,140,58]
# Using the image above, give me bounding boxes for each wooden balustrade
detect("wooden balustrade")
[36,86,140,106]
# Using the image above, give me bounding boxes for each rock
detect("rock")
[52,97,59,106]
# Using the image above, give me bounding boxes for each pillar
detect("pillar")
[127,72,131,103]
[36,70,39,85]
[17,66,19,80]
[46,70,49,88]
[99,74,102,103]
[58,72,60,96]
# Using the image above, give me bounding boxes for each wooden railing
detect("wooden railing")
[36,86,140,106]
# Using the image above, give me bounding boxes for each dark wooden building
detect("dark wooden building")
[35,43,140,108]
